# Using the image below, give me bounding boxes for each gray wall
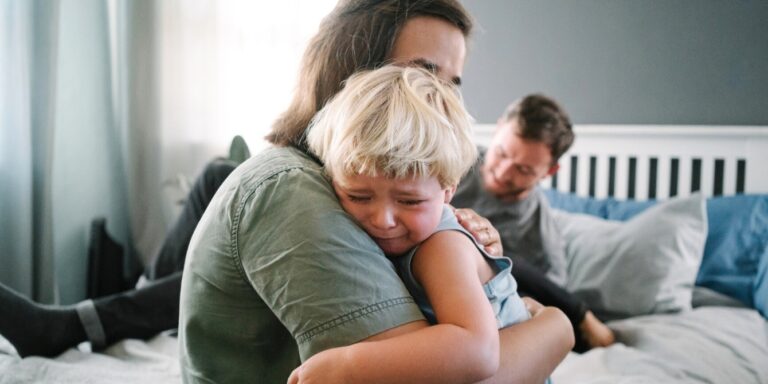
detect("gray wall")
[461,1,768,125]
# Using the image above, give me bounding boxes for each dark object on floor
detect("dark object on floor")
[87,218,128,299]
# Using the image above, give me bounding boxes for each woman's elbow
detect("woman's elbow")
[477,347,500,380]
[547,306,575,352]
[465,333,500,381]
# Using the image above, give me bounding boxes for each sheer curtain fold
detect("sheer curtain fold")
[1,0,58,302]
[30,0,60,303]
[1,0,132,303]
[1,0,335,303]
[148,0,336,260]
[1,0,35,297]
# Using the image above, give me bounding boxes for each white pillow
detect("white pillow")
[554,194,707,320]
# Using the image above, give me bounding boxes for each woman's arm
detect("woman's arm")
[290,301,572,384]
[289,229,578,384]
[479,298,574,384]
[289,303,573,384]
[357,301,574,384]
[289,231,499,384]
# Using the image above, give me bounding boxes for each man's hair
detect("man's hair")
[500,94,574,162]
[307,65,477,188]
[267,0,473,150]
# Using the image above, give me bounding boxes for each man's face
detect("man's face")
[481,119,559,202]
[389,16,466,85]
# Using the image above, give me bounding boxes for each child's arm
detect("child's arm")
[288,230,500,384]
[411,229,502,376]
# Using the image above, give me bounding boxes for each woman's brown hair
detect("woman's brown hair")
[266,0,472,150]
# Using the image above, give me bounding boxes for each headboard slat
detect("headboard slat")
[669,158,680,197]
[736,160,746,194]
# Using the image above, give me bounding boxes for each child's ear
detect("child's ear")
[444,185,458,203]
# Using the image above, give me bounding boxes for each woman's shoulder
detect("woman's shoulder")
[237,146,323,183]
[202,146,337,229]
[231,146,379,258]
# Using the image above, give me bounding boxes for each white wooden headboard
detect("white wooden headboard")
[474,125,768,201]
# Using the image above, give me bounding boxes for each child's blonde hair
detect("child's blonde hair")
[306,65,477,188]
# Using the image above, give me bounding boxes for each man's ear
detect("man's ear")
[444,185,458,203]
[546,163,560,177]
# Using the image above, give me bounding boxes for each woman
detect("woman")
[179,1,572,383]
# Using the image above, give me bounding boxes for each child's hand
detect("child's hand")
[287,347,350,384]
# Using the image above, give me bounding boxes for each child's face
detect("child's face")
[333,173,455,257]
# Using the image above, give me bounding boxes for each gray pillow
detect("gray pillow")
[554,194,707,321]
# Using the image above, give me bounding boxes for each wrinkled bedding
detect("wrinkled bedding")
[552,306,768,384]
[0,332,179,384]
[1,306,766,383]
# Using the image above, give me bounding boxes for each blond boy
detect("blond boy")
[293,66,531,383]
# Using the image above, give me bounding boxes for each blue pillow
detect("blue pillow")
[542,189,655,220]
[544,189,768,318]
[541,189,614,217]
[697,195,768,317]
[756,245,768,317]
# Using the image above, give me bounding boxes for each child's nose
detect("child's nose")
[371,206,397,230]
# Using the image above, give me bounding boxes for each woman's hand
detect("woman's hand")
[521,296,545,317]
[287,347,350,384]
[452,207,503,256]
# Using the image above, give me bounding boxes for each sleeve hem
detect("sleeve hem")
[297,297,425,359]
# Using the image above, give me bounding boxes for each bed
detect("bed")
[1,125,766,383]
[502,124,768,384]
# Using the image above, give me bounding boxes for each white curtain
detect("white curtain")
[152,0,336,227]
[1,0,335,303]
[1,0,130,303]
[131,0,336,264]
[1,0,42,300]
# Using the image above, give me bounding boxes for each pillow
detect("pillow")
[543,188,655,220]
[554,194,708,321]
[756,248,768,318]
[698,195,768,317]
[546,190,768,318]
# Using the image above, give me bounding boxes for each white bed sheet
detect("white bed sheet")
[0,331,180,384]
[1,307,766,383]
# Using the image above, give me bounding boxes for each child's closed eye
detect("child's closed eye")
[346,194,371,203]
[399,199,426,206]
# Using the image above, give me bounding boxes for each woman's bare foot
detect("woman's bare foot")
[579,310,615,348]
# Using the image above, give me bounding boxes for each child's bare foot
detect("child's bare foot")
[579,310,615,348]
